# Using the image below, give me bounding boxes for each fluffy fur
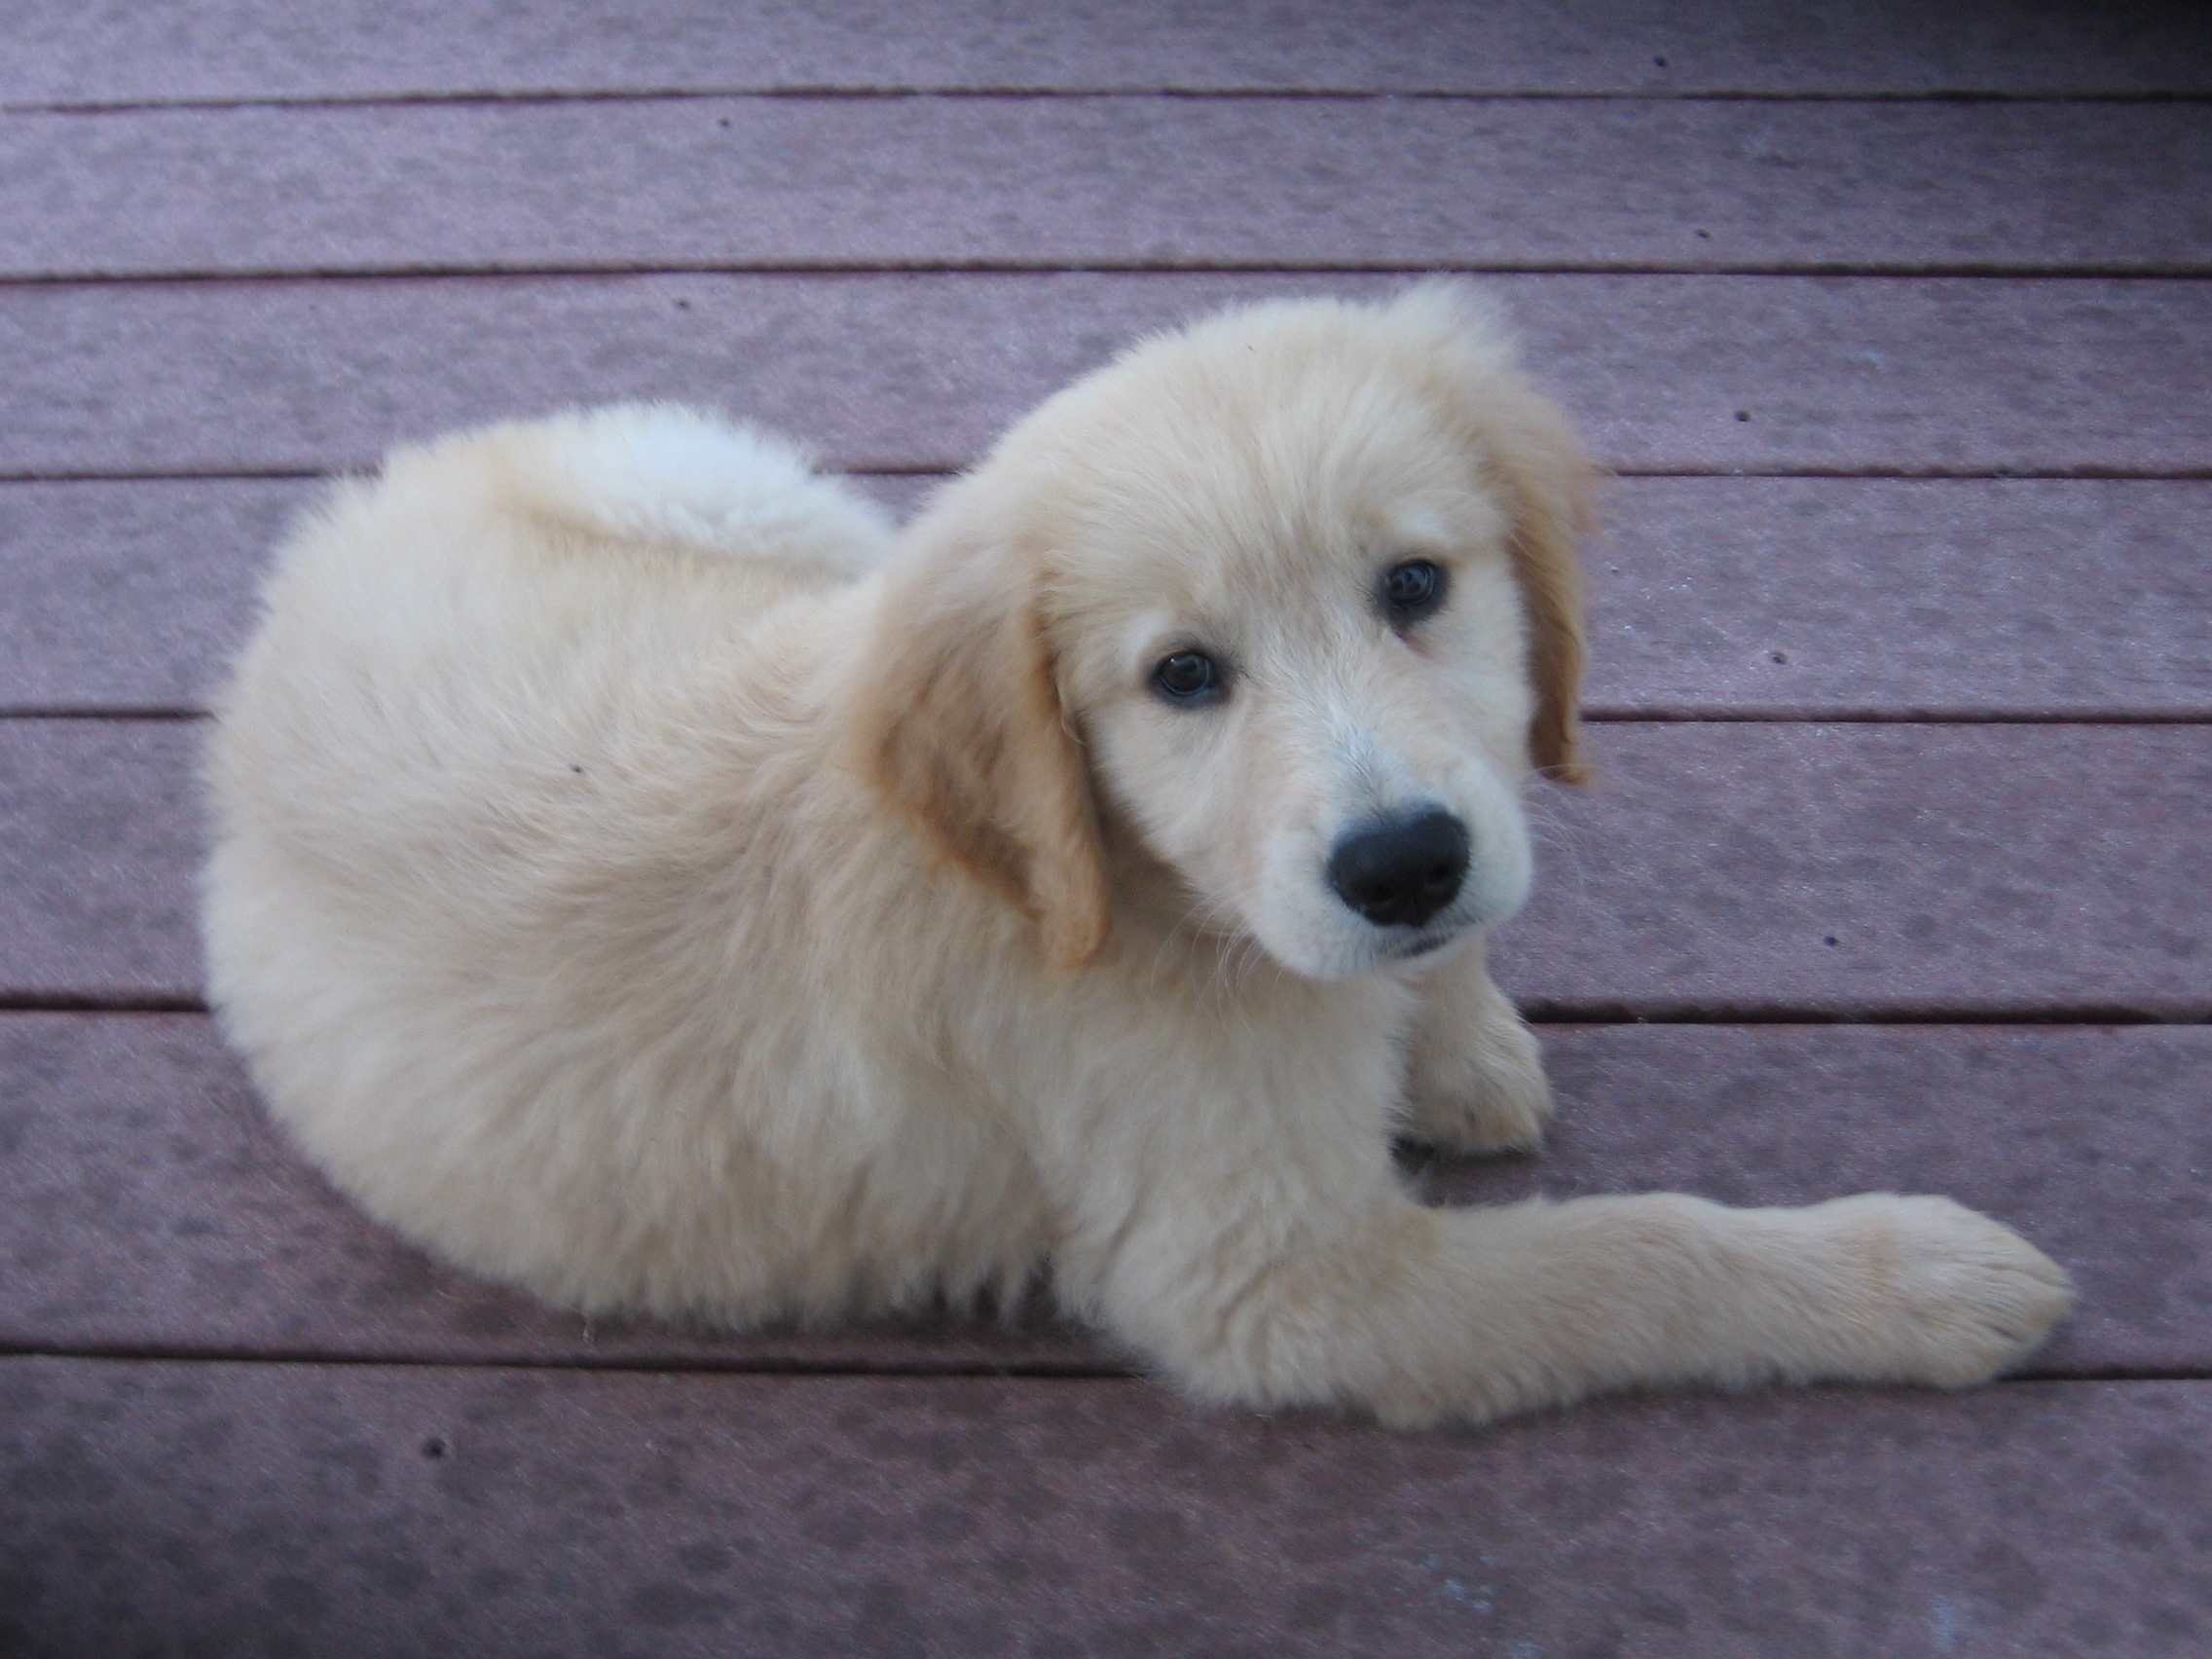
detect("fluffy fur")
[203,287,2070,1426]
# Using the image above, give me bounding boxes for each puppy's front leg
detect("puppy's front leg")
[1090,1144,2071,1428]
[1401,938,1551,1154]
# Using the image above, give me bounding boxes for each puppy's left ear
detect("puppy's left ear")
[1395,282,1597,785]
[1480,387,1597,786]
[846,501,1111,968]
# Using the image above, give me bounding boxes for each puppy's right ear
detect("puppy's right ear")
[846,502,1110,969]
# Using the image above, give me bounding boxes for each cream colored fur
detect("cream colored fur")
[203,287,2070,1426]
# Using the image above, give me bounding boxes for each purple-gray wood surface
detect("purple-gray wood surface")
[4,0,2207,1652]
[7,275,2208,480]
[10,0,2210,102]
[5,1357,2207,1658]
[10,99,2209,278]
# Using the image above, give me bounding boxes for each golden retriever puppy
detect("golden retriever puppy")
[203,285,2070,1426]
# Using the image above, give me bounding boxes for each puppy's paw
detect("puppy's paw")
[1822,1194,2074,1387]
[1403,1007,1552,1156]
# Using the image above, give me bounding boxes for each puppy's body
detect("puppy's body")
[205,292,2069,1424]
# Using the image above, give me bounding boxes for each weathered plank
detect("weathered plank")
[7,721,2204,1015]
[1493,723,2212,1020]
[1581,478,2212,719]
[9,0,2210,103]
[2,1014,2202,1376]
[0,480,302,715]
[0,722,206,1002]
[11,98,2209,279]
[8,476,2208,717]
[3,1357,2205,1658]
[5,275,2207,480]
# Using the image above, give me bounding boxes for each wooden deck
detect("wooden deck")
[4,2,2209,1653]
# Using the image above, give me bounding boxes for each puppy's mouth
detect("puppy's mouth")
[1379,916,1476,964]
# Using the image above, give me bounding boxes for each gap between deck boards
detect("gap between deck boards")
[13,708,2212,724]
[0,1343,2199,1386]
[14,87,2212,116]
[13,261,2212,284]
[12,464,2212,484]
[4,995,2205,1026]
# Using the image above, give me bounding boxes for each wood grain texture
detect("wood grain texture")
[8,476,2208,717]
[2,1014,2203,1376]
[9,0,2210,103]
[0,480,306,714]
[4,1356,2207,1658]
[8,721,2205,1014]
[3,275,2209,479]
[1493,723,2212,1020]
[0,722,205,1003]
[1580,479,2212,719]
[10,98,2209,279]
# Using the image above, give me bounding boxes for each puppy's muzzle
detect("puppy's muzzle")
[1327,809,1470,930]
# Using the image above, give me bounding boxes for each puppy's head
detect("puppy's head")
[852,284,1593,977]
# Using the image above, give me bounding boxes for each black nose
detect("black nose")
[1327,810,1470,930]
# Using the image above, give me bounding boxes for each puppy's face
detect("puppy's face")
[1042,328,1551,978]
[858,287,1590,978]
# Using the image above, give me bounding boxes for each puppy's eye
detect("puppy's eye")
[1382,559,1448,624]
[1153,650,1224,704]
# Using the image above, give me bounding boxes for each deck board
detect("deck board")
[4,275,2210,479]
[9,476,2209,717]
[10,0,2210,104]
[4,1357,2207,1658]
[9,98,2208,279]
[3,1015,2204,1377]
[9,721,2205,1016]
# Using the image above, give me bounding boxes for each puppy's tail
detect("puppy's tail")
[389,402,897,580]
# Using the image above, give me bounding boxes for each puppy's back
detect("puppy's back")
[208,405,890,962]
[200,406,919,1317]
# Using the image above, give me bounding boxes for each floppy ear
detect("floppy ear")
[1396,282,1597,784]
[846,504,1110,968]
[1481,387,1597,785]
